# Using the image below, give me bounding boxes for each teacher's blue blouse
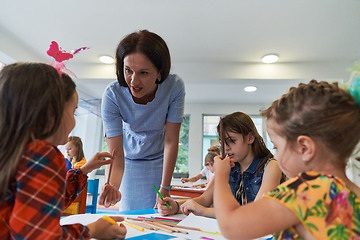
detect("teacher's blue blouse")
[101,74,185,160]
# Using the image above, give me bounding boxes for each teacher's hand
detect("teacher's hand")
[98,183,121,208]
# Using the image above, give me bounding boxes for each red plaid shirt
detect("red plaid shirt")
[0,139,90,239]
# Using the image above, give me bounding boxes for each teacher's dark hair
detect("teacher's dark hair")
[115,29,171,87]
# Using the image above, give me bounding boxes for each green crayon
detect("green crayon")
[153,185,171,210]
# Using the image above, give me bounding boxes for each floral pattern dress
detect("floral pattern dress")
[264,171,360,240]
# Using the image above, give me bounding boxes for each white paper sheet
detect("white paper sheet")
[60,212,272,240]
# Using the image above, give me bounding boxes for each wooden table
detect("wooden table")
[170,186,205,198]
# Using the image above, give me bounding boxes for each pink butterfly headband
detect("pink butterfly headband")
[47,41,89,77]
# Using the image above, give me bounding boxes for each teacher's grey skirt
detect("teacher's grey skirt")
[118,157,163,211]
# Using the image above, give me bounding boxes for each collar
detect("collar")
[244,156,263,174]
[230,156,263,175]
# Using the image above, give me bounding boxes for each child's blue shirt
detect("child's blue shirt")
[229,157,269,203]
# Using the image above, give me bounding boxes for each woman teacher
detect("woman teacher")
[99,30,185,211]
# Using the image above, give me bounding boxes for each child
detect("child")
[207,145,221,155]
[158,112,283,218]
[0,63,126,239]
[66,136,87,168]
[180,151,217,187]
[213,80,360,239]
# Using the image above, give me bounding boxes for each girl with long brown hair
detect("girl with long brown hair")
[157,112,283,218]
[0,63,126,239]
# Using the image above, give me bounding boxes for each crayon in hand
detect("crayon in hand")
[102,215,117,225]
[153,185,171,210]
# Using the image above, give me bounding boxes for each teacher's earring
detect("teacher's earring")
[155,78,160,84]
[303,159,308,165]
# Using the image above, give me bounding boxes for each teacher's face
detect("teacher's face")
[123,52,161,103]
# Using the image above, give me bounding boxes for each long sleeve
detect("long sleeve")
[64,167,88,209]
[1,140,89,239]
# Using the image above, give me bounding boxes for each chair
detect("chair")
[62,182,88,216]
[86,179,99,214]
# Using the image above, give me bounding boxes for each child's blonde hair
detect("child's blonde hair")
[204,152,217,165]
[261,80,360,168]
[207,146,220,155]
[68,136,84,163]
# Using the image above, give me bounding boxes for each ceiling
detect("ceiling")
[1,0,360,105]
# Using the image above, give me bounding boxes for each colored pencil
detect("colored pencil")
[127,220,155,230]
[153,185,171,209]
[102,215,117,225]
[200,230,222,235]
[146,221,188,234]
[151,217,181,222]
[143,218,179,224]
[126,217,201,231]
[143,221,173,234]
[200,237,215,240]
[122,220,144,231]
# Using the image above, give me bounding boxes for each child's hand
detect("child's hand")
[180,199,205,216]
[181,177,189,183]
[87,216,127,239]
[157,197,178,216]
[98,183,121,207]
[154,187,171,209]
[214,155,232,177]
[80,152,113,175]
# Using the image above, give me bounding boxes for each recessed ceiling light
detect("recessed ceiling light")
[244,86,257,92]
[99,55,114,64]
[262,54,279,64]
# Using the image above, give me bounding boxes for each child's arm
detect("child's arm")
[79,152,113,175]
[64,152,113,208]
[181,173,203,183]
[180,199,215,218]
[86,216,127,239]
[11,143,90,238]
[254,159,283,201]
[157,197,184,216]
[213,156,299,240]
[158,179,215,217]
[180,179,216,218]
[98,135,124,207]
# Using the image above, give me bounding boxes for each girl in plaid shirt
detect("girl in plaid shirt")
[0,63,127,239]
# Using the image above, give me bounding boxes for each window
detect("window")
[175,115,190,173]
[203,115,221,165]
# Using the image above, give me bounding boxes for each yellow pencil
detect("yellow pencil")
[200,230,222,235]
[123,220,145,231]
[102,215,117,225]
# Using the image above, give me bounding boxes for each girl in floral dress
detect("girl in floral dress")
[214,79,360,240]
